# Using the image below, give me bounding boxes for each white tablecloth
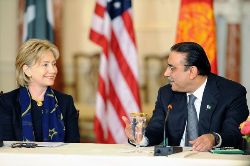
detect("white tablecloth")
[0,142,249,166]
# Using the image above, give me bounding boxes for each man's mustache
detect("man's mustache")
[168,77,174,83]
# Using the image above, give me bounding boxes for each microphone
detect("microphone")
[163,104,172,146]
[154,104,182,156]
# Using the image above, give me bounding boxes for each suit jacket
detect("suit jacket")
[0,88,80,143]
[145,74,249,148]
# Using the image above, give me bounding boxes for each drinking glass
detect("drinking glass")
[130,112,147,151]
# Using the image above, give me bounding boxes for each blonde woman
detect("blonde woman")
[0,39,79,143]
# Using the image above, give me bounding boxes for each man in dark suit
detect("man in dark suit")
[122,42,249,151]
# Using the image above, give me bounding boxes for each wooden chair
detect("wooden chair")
[72,52,100,102]
[142,53,169,103]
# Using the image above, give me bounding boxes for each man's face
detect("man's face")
[164,51,192,92]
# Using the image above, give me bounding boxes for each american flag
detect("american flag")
[89,0,141,143]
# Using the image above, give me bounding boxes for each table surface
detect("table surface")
[0,142,250,166]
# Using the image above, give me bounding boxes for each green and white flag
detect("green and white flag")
[23,0,54,42]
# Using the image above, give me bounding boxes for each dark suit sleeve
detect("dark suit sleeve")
[220,88,249,148]
[64,96,80,143]
[145,86,169,146]
[0,91,22,141]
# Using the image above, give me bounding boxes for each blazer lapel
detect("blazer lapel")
[199,74,219,134]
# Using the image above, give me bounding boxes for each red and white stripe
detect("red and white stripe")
[89,0,141,143]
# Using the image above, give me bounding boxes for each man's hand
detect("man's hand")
[122,116,133,140]
[189,134,215,151]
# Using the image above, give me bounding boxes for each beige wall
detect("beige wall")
[0,0,178,105]
[1,0,250,107]
[0,0,18,91]
[62,0,180,104]
[62,0,98,86]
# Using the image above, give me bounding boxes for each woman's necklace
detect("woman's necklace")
[36,100,43,107]
[29,87,45,107]
[32,98,43,106]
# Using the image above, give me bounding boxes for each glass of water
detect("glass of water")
[130,112,147,150]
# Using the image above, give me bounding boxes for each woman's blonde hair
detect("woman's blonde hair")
[16,39,59,86]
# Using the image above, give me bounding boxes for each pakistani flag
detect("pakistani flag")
[23,0,54,42]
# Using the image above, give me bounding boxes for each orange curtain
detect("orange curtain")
[176,0,217,74]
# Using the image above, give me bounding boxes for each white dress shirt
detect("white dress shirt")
[179,78,207,146]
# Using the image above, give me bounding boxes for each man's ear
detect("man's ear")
[23,65,31,77]
[189,66,198,79]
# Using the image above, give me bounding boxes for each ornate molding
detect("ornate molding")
[214,0,242,23]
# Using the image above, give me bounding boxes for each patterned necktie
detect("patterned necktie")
[185,94,198,146]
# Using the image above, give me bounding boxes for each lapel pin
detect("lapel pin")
[206,105,211,110]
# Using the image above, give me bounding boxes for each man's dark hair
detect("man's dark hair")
[170,42,211,76]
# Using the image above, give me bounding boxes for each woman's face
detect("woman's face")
[28,51,57,88]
